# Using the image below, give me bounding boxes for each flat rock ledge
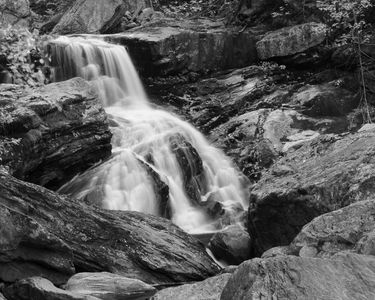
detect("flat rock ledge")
[105,19,258,76]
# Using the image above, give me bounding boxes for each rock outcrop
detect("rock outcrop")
[290,199,375,258]
[0,78,112,189]
[106,19,257,76]
[64,272,156,300]
[221,253,375,300]
[52,0,147,34]
[153,273,231,300]
[162,66,357,181]
[249,130,375,255]
[256,22,327,59]
[0,171,220,285]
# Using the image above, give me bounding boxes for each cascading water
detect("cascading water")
[51,36,249,234]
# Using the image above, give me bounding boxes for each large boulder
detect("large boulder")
[0,78,112,190]
[249,130,375,255]
[64,272,156,300]
[0,0,30,26]
[256,22,327,59]
[221,253,375,300]
[52,0,147,34]
[3,277,98,300]
[106,19,257,76]
[208,225,251,265]
[153,273,231,300]
[0,171,220,285]
[290,199,375,258]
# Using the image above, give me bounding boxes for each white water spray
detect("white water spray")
[52,36,248,233]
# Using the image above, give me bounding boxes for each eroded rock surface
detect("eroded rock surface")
[0,171,220,285]
[221,253,375,300]
[0,78,112,189]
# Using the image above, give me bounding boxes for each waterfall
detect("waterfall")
[51,36,249,234]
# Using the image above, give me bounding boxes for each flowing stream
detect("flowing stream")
[52,36,249,234]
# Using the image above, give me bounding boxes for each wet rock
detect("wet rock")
[208,225,251,265]
[65,272,156,300]
[0,171,220,285]
[0,0,30,26]
[3,277,97,300]
[290,200,375,258]
[169,134,205,205]
[52,0,147,34]
[256,22,327,59]
[221,253,375,300]
[249,131,375,255]
[0,78,112,190]
[106,19,257,76]
[153,273,231,300]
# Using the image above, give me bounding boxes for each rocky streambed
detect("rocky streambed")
[2,0,375,299]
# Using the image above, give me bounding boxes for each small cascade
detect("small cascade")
[51,36,249,233]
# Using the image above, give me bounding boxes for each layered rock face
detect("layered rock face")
[52,0,147,34]
[0,78,112,189]
[0,171,220,285]
[106,19,258,76]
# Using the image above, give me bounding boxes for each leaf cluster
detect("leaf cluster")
[0,24,52,86]
[317,0,373,46]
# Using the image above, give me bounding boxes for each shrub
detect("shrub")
[0,24,52,86]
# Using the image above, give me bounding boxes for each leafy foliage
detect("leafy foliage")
[0,25,52,86]
[316,0,374,123]
[317,0,373,45]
